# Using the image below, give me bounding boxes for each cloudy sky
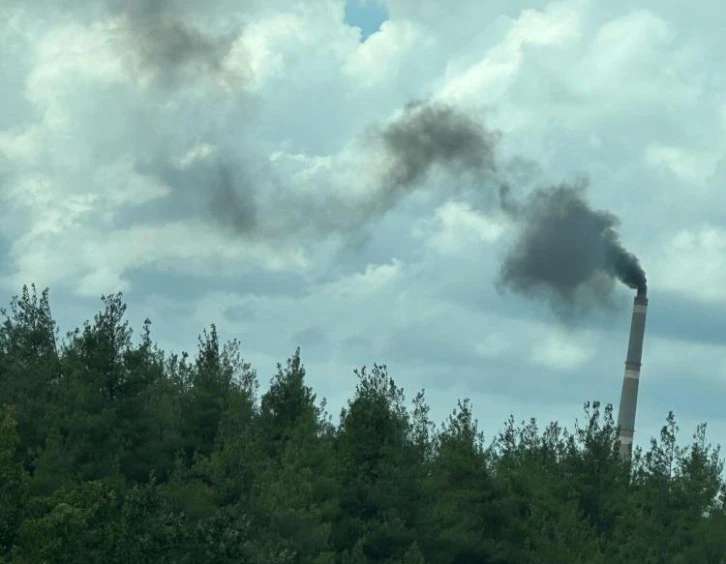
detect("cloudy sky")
[2,0,726,449]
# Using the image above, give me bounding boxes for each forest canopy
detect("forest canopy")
[1,285,725,563]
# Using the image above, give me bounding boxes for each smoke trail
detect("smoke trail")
[377,101,646,311]
[498,179,646,310]
[314,100,500,234]
[207,163,258,235]
[9,0,241,87]
[129,97,646,313]
[143,102,499,239]
[380,101,500,187]
[107,0,239,86]
[134,153,257,234]
[251,100,503,238]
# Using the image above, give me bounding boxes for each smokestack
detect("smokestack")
[616,287,648,459]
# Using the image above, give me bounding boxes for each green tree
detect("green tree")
[31,294,137,493]
[494,407,606,563]
[116,318,181,483]
[259,348,318,456]
[180,325,238,462]
[248,349,337,562]
[425,399,515,563]
[610,413,726,563]
[0,406,27,559]
[0,285,59,474]
[333,365,420,562]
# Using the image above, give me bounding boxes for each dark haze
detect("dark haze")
[130,97,646,311]
[206,164,258,235]
[135,154,257,234]
[379,102,646,310]
[323,101,503,231]
[107,0,239,85]
[381,101,499,187]
[499,180,646,308]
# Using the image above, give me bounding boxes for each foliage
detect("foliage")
[1,285,724,563]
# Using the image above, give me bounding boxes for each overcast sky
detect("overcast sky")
[2,0,725,449]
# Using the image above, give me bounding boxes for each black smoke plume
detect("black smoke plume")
[134,153,257,234]
[343,100,500,233]
[267,101,502,237]
[381,101,499,187]
[129,97,645,314]
[498,179,646,310]
[378,101,646,310]
[107,0,239,86]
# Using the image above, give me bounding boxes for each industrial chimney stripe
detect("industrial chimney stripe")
[617,292,648,459]
[623,368,640,380]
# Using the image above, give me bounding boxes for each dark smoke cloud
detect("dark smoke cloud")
[202,101,504,239]
[134,21,230,78]
[125,101,500,243]
[9,0,240,83]
[125,97,645,315]
[377,101,646,311]
[381,101,499,187]
[498,179,646,311]
[107,0,239,86]
[328,100,501,235]
[207,164,257,234]
[274,101,502,238]
[133,153,257,234]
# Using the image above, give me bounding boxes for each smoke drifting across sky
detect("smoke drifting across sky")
[380,101,499,187]
[135,153,258,235]
[339,101,502,231]
[140,101,502,243]
[498,181,647,308]
[6,0,240,79]
[376,101,647,312]
[143,97,646,313]
[115,0,238,84]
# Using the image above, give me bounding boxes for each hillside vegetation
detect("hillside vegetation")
[1,285,724,563]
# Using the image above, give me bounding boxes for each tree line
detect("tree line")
[1,285,725,563]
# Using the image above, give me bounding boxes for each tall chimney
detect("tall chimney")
[616,287,648,459]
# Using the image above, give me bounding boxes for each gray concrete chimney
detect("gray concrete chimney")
[616,287,648,459]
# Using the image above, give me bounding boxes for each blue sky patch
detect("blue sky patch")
[344,0,388,41]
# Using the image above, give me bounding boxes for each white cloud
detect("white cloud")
[475,333,513,358]
[584,10,671,80]
[343,19,428,88]
[2,173,55,211]
[0,123,44,162]
[2,221,311,297]
[645,335,726,384]
[569,9,701,121]
[649,227,726,303]
[224,13,310,92]
[413,201,509,255]
[316,259,405,304]
[644,143,720,185]
[437,1,584,108]
[24,19,136,130]
[531,331,594,371]
[188,258,408,358]
[93,157,171,207]
[173,141,218,169]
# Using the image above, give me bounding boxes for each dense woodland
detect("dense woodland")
[1,285,725,563]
